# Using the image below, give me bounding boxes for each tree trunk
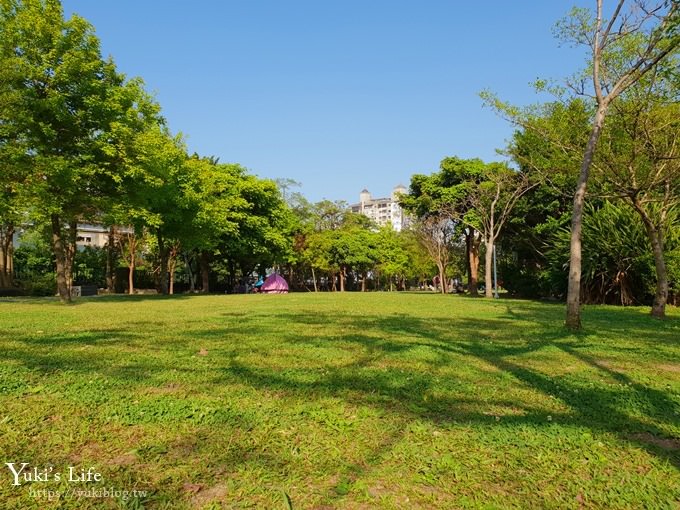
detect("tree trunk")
[465,230,472,292]
[64,220,77,295]
[468,230,480,296]
[200,251,210,293]
[632,202,668,319]
[340,267,346,292]
[647,233,668,319]
[157,233,168,295]
[169,262,176,295]
[128,260,135,295]
[361,272,367,292]
[106,226,116,292]
[0,224,14,288]
[50,214,70,303]
[115,231,137,295]
[185,253,196,292]
[566,106,607,330]
[436,262,446,294]
[168,243,179,296]
[485,238,494,298]
[311,266,318,292]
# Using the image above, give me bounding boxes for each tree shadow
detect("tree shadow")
[210,306,680,472]
[1,298,679,507]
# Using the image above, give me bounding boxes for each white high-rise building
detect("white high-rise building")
[350,184,409,231]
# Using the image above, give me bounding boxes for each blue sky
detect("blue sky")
[63,1,588,203]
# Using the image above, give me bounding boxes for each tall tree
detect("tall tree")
[376,227,412,291]
[0,162,22,288]
[411,214,455,294]
[462,164,536,298]
[0,0,131,302]
[498,103,584,298]
[557,0,679,329]
[400,162,469,294]
[402,157,526,297]
[595,82,680,317]
[184,158,292,293]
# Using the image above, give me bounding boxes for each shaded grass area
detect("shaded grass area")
[0,293,678,509]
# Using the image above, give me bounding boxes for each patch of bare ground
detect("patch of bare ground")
[69,441,139,467]
[146,382,185,395]
[168,435,199,460]
[68,441,104,464]
[630,432,680,450]
[655,363,680,374]
[108,453,137,466]
[189,483,228,508]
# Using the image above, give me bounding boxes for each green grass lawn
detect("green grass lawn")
[0,293,678,509]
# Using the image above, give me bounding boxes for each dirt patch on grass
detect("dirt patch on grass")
[630,432,680,450]
[108,453,137,466]
[367,483,389,498]
[69,441,139,467]
[168,435,200,460]
[654,363,680,374]
[189,483,228,508]
[69,441,104,464]
[146,382,185,395]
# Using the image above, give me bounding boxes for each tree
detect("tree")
[462,163,536,298]
[184,158,293,293]
[595,82,680,317]
[305,229,336,291]
[437,157,486,295]
[400,160,476,295]
[138,131,195,295]
[0,0,132,302]
[556,0,679,329]
[294,200,356,292]
[402,157,531,297]
[0,162,21,288]
[411,214,456,294]
[545,201,678,305]
[496,99,590,297]
[376,227,411,291]
[105,119,189,295]
[115,227,142,295]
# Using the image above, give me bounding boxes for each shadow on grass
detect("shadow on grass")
[210,306,680,471]
[0,293,196,306]
[2,298,679,484]
[76,293,194,304]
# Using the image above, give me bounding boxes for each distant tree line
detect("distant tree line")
[1,0,678,324]
[0,0,439,300]
[0,0,294,301]
[401,0,679,325]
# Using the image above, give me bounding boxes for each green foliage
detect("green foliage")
[0,0,130,220]
[498,102,584,298]
[73,246,107,286]
[400,156,487,220]
[13,229,55,295]
[376,227,410,280]
[545,202,680,305]
[327,224,378,275]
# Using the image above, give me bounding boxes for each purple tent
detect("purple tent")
[260,273,289,294]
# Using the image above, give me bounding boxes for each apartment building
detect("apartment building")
[350,184,409,231]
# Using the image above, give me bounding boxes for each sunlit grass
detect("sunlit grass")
[0,293,678,509]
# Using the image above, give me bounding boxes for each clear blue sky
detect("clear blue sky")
[63,1,588,203]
